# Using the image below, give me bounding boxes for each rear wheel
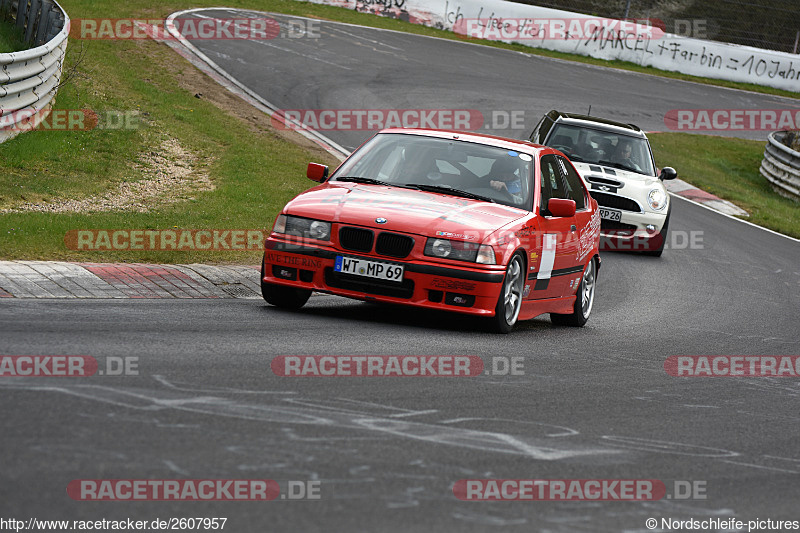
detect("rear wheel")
[260,259,311,310]
[488,253,525,334]
[551,257,596,327]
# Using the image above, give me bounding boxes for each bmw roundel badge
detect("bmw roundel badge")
[375,218,387,224]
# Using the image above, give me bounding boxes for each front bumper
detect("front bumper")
[599,210,668,252]
[263,239,506,316]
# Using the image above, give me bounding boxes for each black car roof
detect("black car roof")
[547,110,645,135]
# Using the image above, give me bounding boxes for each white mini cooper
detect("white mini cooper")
[531,110,677,256]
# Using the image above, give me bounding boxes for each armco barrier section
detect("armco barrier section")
[299,0,800,93]
[761,131,800,201]
[0,0,69,143]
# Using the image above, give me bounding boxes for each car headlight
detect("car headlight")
[424,238,494,264]
[273,215,331,241]
[647,188,668,211]
[475,244,496,265]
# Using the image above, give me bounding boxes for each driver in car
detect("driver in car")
[489,158,524,205]
[614,141,642,171]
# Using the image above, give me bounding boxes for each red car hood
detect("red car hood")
[284,183,527,239]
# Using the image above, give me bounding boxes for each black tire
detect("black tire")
[260,259,311,310]
[642,210,671,257]
[551,257,597,327]
[488,253,525,334]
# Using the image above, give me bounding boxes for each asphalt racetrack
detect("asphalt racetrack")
[1,9,800,533]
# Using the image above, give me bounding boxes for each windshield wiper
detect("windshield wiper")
[406,184,495,203]
[334,176,392,186]
[598,160,640,174]
[335,176,426,191]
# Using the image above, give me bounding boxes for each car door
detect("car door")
[557,154,596,284]
[529,154,583,299]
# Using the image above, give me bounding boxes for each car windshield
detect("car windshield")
[546,124,656,176]
[331,133,533,209]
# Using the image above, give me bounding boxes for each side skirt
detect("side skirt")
[518,295,575,321]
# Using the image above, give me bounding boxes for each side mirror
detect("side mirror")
[307,162,329,183]
[659,166,677,181]
[546,198,576,218]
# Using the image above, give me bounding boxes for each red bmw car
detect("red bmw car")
[261,128,601,332]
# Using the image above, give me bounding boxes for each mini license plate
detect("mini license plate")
[334,256,404,282]
[599,208,622,222]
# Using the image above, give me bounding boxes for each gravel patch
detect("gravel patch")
[1,138,214,214]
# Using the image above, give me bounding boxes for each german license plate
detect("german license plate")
[334,256,404,282]
[599,208,622,222]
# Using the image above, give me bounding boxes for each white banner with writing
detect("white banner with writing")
[301,0,799,92]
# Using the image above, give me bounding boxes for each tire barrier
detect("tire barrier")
[760,131,800,201]
[0,0,69,143]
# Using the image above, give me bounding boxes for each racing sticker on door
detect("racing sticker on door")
[534,234,557,291]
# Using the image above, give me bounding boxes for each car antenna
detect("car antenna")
[587,105,592,116]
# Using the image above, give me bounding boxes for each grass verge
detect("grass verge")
[0,16,26,53]
[650,133,800,239]
[0,0,797,263]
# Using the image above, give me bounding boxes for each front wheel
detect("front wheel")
[488,253,525,334]
[261,260,311,310]
[551,257,597,327]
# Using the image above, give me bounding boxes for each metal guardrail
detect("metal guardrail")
[0,0,69,143]
[761,131,800,201]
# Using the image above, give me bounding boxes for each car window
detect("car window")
[375,144,405,181]
[331,133,533,210]
[435,159,461,175]
[545,123,656,175]
[540,154,568,214]
[460,155,493,178]
[557,156,587,210]
[548,128,579,151]
[530,115,554,144]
